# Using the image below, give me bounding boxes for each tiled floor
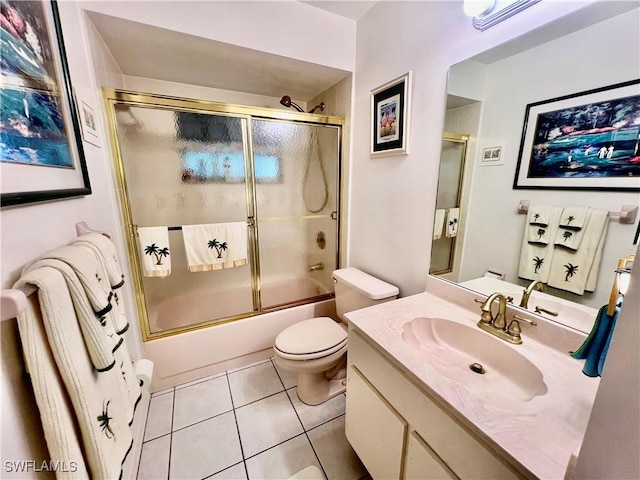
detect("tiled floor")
[137,359,369,480]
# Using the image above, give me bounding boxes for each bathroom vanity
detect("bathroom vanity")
[344,282,600,479]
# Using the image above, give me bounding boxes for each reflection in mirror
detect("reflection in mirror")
[432,3,640,333]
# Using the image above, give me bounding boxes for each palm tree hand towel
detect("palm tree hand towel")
[554,207,592,251]
[518,206,563,282]
[445,208,460,238]
[182,222,247,272]
[548,209,609,295]
[137,227,171,277]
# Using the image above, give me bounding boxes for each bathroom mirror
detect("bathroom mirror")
[431,2,640,333]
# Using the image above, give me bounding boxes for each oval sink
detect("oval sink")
[401,317,547,403]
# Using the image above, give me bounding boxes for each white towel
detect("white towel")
[548,209,609,295]
[182,222,248,272]
[23,247,119,372]
[529,205,554,226]
[446,208,460,238]
[75,233,126,289]
[518,206,563,282]
[554,208,592,251]
[527,224,551,245]
[74,240,128,335]
[433,209,446,240]
[137,227,171,277]
[14,288,90,479]
[559,206,590,229]
[15,267,135,479]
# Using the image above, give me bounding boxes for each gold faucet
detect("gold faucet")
[307,262,325,272]
[476,292,535,344]
[519,280,545,308]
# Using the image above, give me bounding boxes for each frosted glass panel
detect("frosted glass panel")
[430,139,466,274]
[252,120,339,218]
[253,120,340,309]
[258,217,337,309]
[114,105,253,332]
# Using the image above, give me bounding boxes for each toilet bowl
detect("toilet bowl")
[273,268,399,405]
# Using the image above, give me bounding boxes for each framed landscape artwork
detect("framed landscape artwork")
[513,79,640,191]
[371,72,411,157]
[1,0,91,207]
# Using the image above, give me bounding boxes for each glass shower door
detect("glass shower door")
[114,105,255,334]
[252,119,340,308]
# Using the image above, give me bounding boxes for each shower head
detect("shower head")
[280,95,304,112]
[308,102,325,114]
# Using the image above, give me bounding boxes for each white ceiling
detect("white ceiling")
[87,6,355,102]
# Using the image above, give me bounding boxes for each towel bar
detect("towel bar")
[517,201,638,224]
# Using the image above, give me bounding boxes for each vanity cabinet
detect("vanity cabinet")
[345,328,525,480]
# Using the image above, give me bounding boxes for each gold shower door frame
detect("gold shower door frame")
[431,132,469,276]
[103,89,344,341]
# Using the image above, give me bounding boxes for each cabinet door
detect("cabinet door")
[405,431,459,480]
[346,366,407,480]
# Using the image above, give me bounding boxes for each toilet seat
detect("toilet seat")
[274,317,347,361]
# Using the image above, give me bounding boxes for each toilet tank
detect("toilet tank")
[331,267,399,322]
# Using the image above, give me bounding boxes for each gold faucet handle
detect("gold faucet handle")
[506,296,514,303]
[534,306,558,317]
[513,314,537,327]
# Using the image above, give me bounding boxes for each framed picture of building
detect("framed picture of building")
[1,0,91,207]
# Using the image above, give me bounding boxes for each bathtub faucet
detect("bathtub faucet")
[307,263,325,272]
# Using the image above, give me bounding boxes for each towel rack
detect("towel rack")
[1,222,110,322]
[517,200,638,224]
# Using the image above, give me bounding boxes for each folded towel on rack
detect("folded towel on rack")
[527,224,551,245]
[548,209,609,295]
[446,208,460,238]
[554,208,592,251]
[559,206,590,229]
[75,233,125,289]
[15,267,137,479]
[137,227,171,277]
[23,248,120,371]
[529,205,554,226]
[433,209,446,240]
[518,206,563,282]
[13,274,90,480]
[182,222,248,271]
[74,241,129,335]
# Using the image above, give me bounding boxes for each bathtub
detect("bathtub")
[143,278,336,391]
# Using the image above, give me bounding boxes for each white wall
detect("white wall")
[457,10,640,308]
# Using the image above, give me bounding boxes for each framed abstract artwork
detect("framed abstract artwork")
[1,0,91,207]
[513,79,640,191]
[371,72,411,157]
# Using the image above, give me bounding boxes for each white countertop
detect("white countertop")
[345,287,600,479]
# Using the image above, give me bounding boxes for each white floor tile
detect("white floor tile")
[227,359,272,374]
[286,387,346,431]
[273,360,298,389]
[209,462,248,479]
[235,391,304,458]
[228,362,284,408]
[144,392,173,441]
[151,387,174,397]
[137,435,170,479]
[173,375,233,431]
[170,412,242,480]
[245,434,324,480]
[307,416,367,480]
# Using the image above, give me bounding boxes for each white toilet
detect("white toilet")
[273,267,399,405]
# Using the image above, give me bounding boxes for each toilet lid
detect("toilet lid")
[275,317,347,356]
